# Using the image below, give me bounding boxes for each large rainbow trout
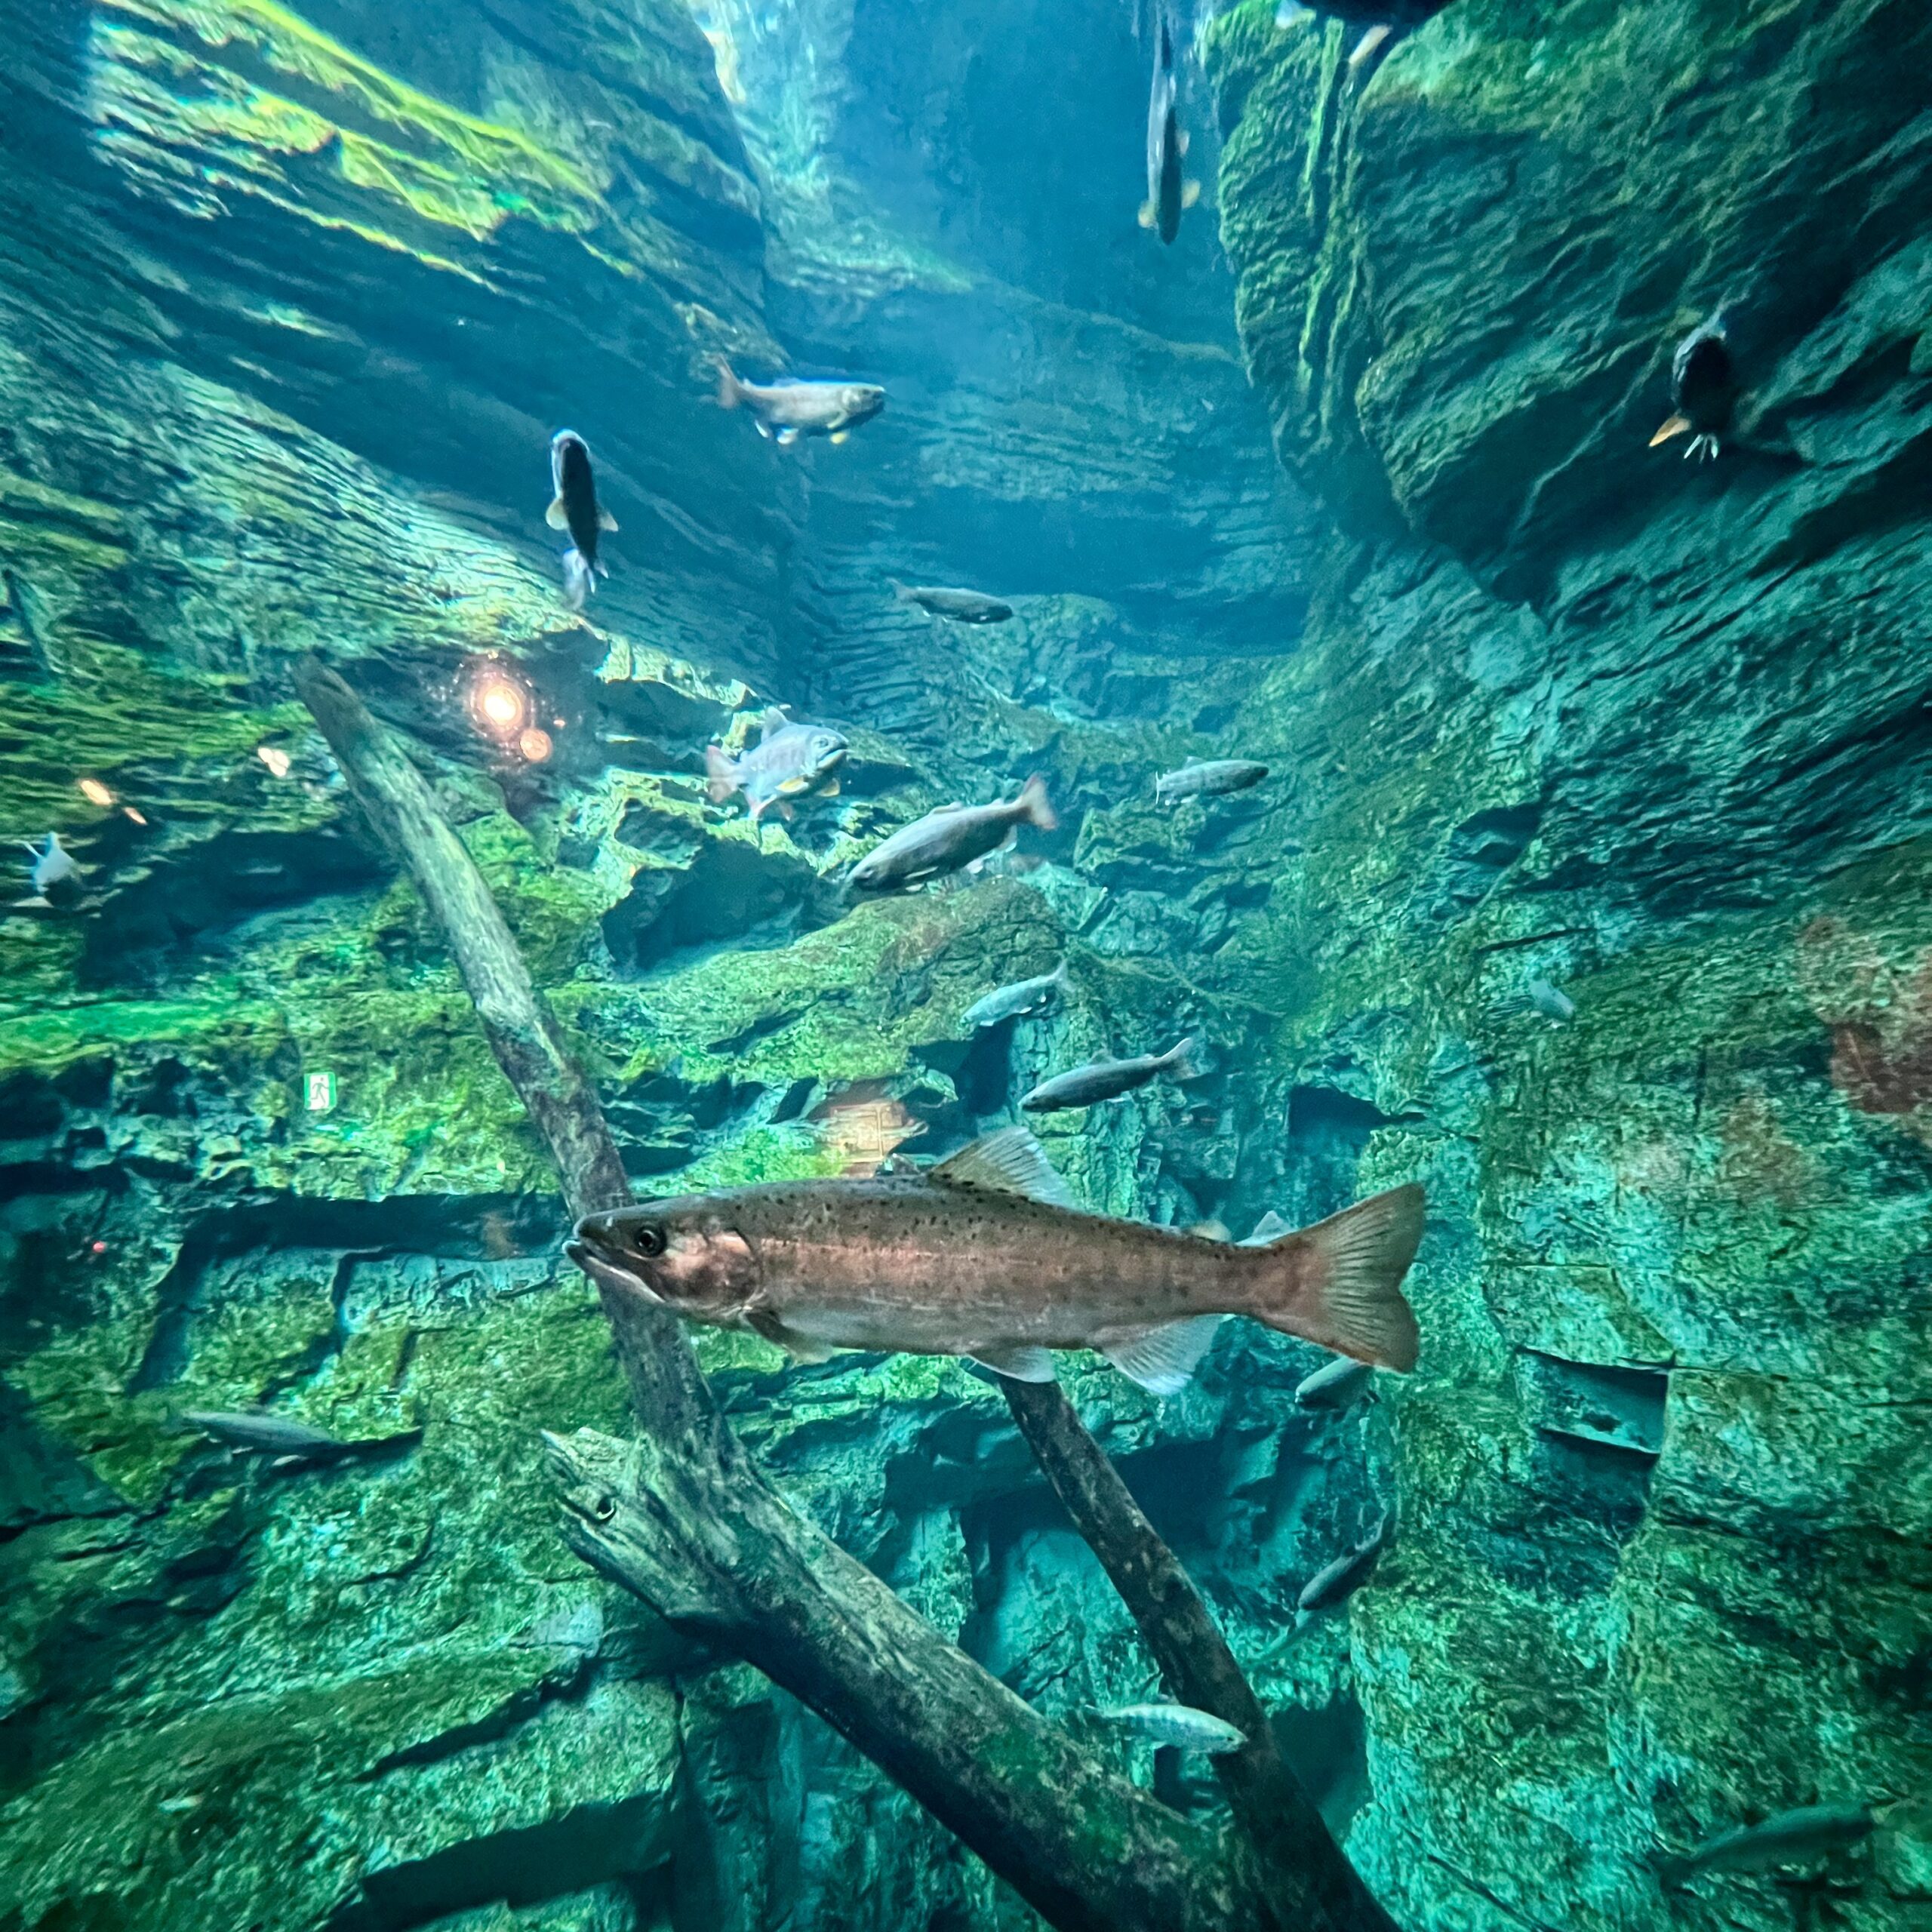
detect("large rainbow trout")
[568,1128,1423,1394]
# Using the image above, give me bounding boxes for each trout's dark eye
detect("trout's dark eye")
[634,1225,667,1258]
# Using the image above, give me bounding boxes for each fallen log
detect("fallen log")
[294,654,1286,1932]
[1004,1379,1399,1932]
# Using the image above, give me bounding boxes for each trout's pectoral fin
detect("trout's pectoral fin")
[545,499,570,531]
[933,1125,1078,1208]
[1181,180,1201,209]
[820,776,841,796]
[776,426,801,447]
[1650,413,1692,447]
[598,509,619,532]
[1100,1315,1224,1396]
[746,1308,838,1364]
[1138,201,1158,231]
[829,430,850,445]
[968,1343,1057,1383]
[754,418,774,440]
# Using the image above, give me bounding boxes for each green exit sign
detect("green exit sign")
[305,1071,337,1114]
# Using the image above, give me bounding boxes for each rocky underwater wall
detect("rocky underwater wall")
[1,0,1928,1930]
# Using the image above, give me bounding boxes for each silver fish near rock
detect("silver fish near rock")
[545,429,617,610]
[1656,1804,1875,1890]
[1295,1353,1376,1411]
[891,581,1014,624]
[1139,16,1199,245]
[1021,1038,1195,1113]
[1154,759,1269,804]
[1096,1703,1247,1756]
[715,358,886,448]
[1296,1512,1392,1626]
[178,1409,423,1466]
[849,777,1057,894]
[21,832,80,897]
[1527,977,1576,1022]
[963,961,1068,1030]
[568,1125,1426,1392]
[705,707,848,823]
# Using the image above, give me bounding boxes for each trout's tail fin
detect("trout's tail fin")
[1016,773,1057,832]
[704,743,740,804]
[1248,1184,1424,1371]
[1156,1035,1198,1080]
[561,549,595,611]
[713,355,743,411]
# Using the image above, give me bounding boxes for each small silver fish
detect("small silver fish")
[1296,1512,1392,1625]
[849,777,1057,894]
[1656,1804,1875,1889]
[1295,1353,1375,1411]
[1020,1038,1195,1113]
[705,707,848,823]
[715,358,886,447]
[1154,759,1269,804]
[22,832,79,896]
[891,581,1014,624]
[178,1409,421,1466]
[1139,16,1199,244]
[545,429,617,610]
[1527,977,1576,1022]
[963,961,1069,1030]
[1097,1703,1247,1755]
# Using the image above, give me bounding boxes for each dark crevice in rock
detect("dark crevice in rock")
[326,1798,675,1932]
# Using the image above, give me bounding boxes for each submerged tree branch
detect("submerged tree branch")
[294,655,1287,1932]
[1004,1379,1400,1932]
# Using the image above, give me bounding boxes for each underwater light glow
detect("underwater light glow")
[78,778,112,807]
[467,664,531,740]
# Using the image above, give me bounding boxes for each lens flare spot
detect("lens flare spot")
[518,727,553,763]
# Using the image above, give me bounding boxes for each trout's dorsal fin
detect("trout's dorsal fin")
[931,1128,1076,1208]
[758,705,791,740]
[1241,1209,1294,1246]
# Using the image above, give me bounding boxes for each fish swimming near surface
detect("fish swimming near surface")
[546,429,617,610]
[1296,1512,1392,1626]
[178,1408,423,1467]
[1651,309,1736,462]
[1296,1352,1376,1411]
[21,832,80,898]
[568,1124,1426,1391]
[1654,1804,1875,1890]
[1021,1038,1195,1113]
[715,358,887,447]
[891,582,1014,624]
[963,960,1069,1030]
[1140,17,1200,245]
[848,776,1057,894]
[1154,758,1270,804]
[1527,977,1576,1022]
[705,707,848,823]
[1096,1703,1247,1756]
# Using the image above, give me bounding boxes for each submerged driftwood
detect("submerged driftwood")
[294,654,1380,1932]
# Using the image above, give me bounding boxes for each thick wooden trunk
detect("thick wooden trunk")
[294,656,1288,1932]
[1004,1380,1399,1932]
